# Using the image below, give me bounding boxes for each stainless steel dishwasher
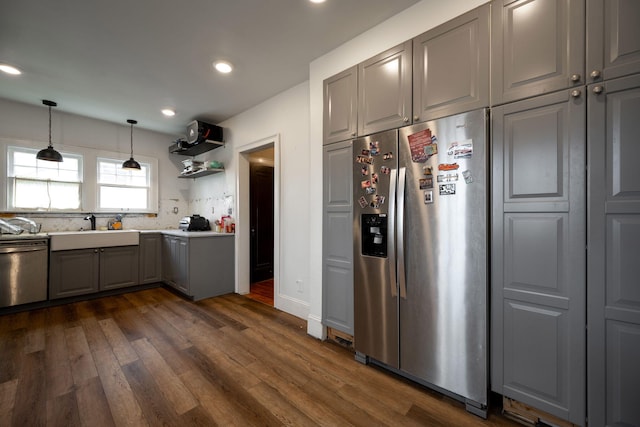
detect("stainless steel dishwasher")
[0,238,48,307]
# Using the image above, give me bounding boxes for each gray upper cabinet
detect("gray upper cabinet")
[358,41,412,136]
[413,3,490,123]
[491,89,586,425]
[587,73,640,427]
[491,0,585,105]
[322,140,354,335]
[586,0,640,83]
[323,66,357,145]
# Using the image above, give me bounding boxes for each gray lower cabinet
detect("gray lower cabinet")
[139,233,162,284]
[162,234,234,300]
[322,140,353,335]
[587,73,640,427]
[491,0,585,105]
[49,245,139,299]
[412,3,490,123]
[323,66,358,145]
[358,41,412,136]
[587,0,640,84]
[491,89,586,425]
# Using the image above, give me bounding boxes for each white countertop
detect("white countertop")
[157,230,234,238]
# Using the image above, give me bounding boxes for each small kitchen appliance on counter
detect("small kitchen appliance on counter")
[179,215,211,231]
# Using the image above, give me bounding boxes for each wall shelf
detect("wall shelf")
[178,168,224,179]
[169,140,224,157]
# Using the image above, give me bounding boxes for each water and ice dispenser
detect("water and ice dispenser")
[361,214,387,258]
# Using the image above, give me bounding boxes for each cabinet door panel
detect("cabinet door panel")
[324,66,357,144]
[587,74,640,427]
[413,3,489,122]
[139,233,162,284]
[492,0,585,104]
[492,90,585,424]
[587,0,640,83]
[358,41,412,136]
[49,249,99,299]
[100,246,139,290]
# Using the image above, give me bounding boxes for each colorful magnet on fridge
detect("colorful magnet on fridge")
[438,163,459,171]
[380,166,391,175]
[447,139,473,159]
[365,187,376,195]
[419,178,433,189]
[371,173,379,184]
[462,170,473,184]
[436,173,458,183]
[424,143,438,157]
[369,141,380,156]
[439,184,456,195]
[424,191,433,204]
[356,155,373,165]
[361,180,371,189]
[361,166,369,176]
[383,152,394,160]
[423,166,433,176]
[358,196,368,208]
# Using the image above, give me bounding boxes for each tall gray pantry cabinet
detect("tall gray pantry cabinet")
[491,0,640,426]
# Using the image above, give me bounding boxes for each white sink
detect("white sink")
[48,230,139,251]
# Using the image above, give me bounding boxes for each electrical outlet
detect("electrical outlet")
[296,279,303,293]
[173,207,179,214]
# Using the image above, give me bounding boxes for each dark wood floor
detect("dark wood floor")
[248,278,274,306]
[0,288,519,426]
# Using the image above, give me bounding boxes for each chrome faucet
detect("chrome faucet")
[84,214,96,230]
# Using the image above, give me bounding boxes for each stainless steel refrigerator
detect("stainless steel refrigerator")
[353,108,488,417]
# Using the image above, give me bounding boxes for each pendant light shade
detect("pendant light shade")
[122,119,141,170]
[36,100,63,162]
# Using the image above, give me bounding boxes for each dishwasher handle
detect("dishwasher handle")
[0,242,48,254]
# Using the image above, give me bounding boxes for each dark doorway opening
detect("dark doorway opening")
[248,149,274,305]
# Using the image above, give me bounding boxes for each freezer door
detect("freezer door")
[353,129,399,368]
[398,109,488,405]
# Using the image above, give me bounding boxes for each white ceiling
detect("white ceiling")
[0,0,419,138]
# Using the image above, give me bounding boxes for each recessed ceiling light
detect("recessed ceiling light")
[214,61,233,74]
[0,64,22,75]
[161,108,176,117]
[309,0,326,3]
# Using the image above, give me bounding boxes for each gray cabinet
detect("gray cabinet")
[586,0,640,83]
[358,41,412,136]
[491,89,586,425]
[491,0,585,105]
[322,140,354,335]
[139,233,162,284]
[162,233,234,300]
[49,245,139,299]
[412,3,490,123]
[49,248,100,299]
[323,66,358,145]
[587,73,640,427]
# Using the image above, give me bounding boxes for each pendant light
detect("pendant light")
[36,100,63,162]
[122,119,141,170]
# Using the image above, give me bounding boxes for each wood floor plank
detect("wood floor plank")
[92,348,147,427]
[45,323,74,400]
[0,379,18,422]
[46,390,81,427]
[65,326,99,385]
[0,328,24,384]
[131,337,198,415]
[98,317,139,366]
[247,381,318,426]
[23,308,46,354]
[75,376,116,427]
[11,350,46,427]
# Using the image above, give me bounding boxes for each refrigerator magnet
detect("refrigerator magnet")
[408,128,433,163]
[365,187,376,195]
[370,195,385,208]
[439,184,456,195]
[423,166,433,176]
[361,166,369,176]
[361,180,371,189]
[383,152,394,160]
[424,191,433,204]
[369,141,380,156]
[447,139,473,159]
[424,143,438,158]
[419,178,433,189]
[371,173,379,184]
[437,173,458,183]
[361,149,370,156]
[380,166,391,175]
[438,163,459,171]
[462,170,473,184]
[356,155,373,165]
[358,196,368,208]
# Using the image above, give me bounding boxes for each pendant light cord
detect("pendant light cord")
[48,104,53,149]
[130,122,134,157]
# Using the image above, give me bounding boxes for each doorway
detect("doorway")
[235,135,279,308]
[248,148,274,305]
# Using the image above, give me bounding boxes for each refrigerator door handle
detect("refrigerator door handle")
[397,167,407,299]
[388,167,398,297]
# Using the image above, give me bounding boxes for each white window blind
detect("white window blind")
[7,146,83,211]
[97,158,150,211]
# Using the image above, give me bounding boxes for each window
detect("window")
[7,146,83,211]
[97,158,151,211]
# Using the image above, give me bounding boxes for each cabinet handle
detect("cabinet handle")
[570,73,581,83]
[413,115,419,122]
[94,249,98,253]
[590,70,602,80]
[592,85,604,94]
[570,89,581,98]
[403,117,409,123]
[351,132,356,137]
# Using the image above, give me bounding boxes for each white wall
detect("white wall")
[307,0,488,338]
[191,81,311,320]
[0,97,187,231]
